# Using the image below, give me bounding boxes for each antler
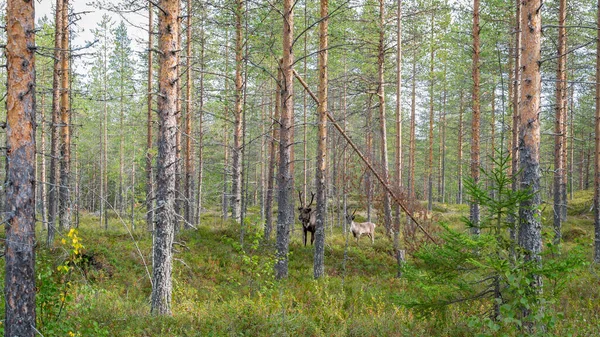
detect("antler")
[298,191,304,207]
[351,208,357,217]
[307,192,316,207]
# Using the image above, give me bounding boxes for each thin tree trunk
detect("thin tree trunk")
[151,0,180,315]
[102,24,109,230]
[409,48,416,200]
[60,0,71,230]
[518,0,543,309]
[440,61,447,203]
[175,14,183,231]
[366,94,373,222]
[195,12,205,226]
[554,0,567,245]
[569,84,574,200]
[510,0,522,247]
[314,0,328,280]
[428,9,435,212]
[457,90,464,204]
[231,0,244,223]
[40,68,48,230]
[471,0,481,234]
[394,0,405,278]
[379,0,392,236]
[49,0,64,245]
[223,30,230,221]
[303,0,309,208]
[275,0,295,280]
[146,1,155,231]
[184,0,193,228]
[594,0,600,263]
[4,0,37,333]
[265,69,281,241]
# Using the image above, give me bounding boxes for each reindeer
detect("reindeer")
[346,209,376,244]
[297,191,316,246]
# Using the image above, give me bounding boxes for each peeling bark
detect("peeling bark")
[5,0,37,333]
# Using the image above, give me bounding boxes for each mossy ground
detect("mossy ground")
[0,190,599,336]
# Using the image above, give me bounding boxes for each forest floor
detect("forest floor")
[1,190,600,336]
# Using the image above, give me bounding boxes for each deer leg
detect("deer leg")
[303,228,307,247]
[310,230,315,245]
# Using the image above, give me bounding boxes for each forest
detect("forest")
[1,0,600,335]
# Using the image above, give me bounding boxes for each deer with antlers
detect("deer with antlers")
[298,191,317,246]
[346,209,376,244]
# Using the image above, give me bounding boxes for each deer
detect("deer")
[346,209,376,244]
[297,191,316,246]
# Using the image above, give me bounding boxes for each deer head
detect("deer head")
[298,191,315,224]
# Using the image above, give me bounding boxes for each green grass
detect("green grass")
[1,192,600,336]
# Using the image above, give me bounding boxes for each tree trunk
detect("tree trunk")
[231,0,244,224]
[146,1,155,231]
[366,94,373,222]
[4,0,37,333]
[174,15,183,231]
[40,68,48,230]
[184,0,194,228]
[59,0,71,230]
[554,0,567,245]
[428,9,435,212]
[440,61,447,203]
[378,0,392,236]
[409,48,416,201]
[195,13,205,226]
[594,0,600,263]
[275,0,294,280]
[510,0,521,247]
[48,0,64,245]
[265,68,281,241]
[471,0,481,234]
[151,0,180,315]
[222,30,230,221]
[457,90,464,204]
[314,0,328,280]
[518,0,543,306]
[394,0,404,278]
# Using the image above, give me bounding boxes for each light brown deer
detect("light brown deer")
[346,209,376,244]
[297,191,316,246]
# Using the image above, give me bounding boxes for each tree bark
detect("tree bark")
[59,0,71,230]
[409,47,416,201]
[195,12,205,226]
[184,0,194,228]
[471,0,481,234]
[275,0,294,280]
[457,90,464,204]
[366,94,373,222]
[554,0,567,245]
[518,0,543,300]
[146,1,155,231]
[48,0,64,245]
[4,0,37,333]
[510,0,521,246]
[151,0,180,315]
[594,0,600,263]
[378,0,392,236]
[265,68,281,241]
[40,67,48,230]
[314,0,328,280]
[394,0,404,277]
[231,0,244,223]
[428,9,435,212]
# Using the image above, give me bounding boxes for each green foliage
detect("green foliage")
[401,155,587,336]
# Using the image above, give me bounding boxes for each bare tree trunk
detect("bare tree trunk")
[303,0,309,208]
[440,61,447,203]
[49,0,64,245]
[195,16,205,227]
[314,0,328,280]
[151,0,180,315]
[427,9,435,212]
[184,0,194,228]
[231,0,244,223]
[366,94,373,222]
[175,14,183,231]
[518,0,543,307]
[146,1,155,231]
[569,85,574,200]
[4,0,37,334]
[457,90,464,204]
[554,0,567,245]
[394,0,405,278]
[265,69,281,241]
[40,68,48,230]
[471,0,481,234]
[378,0,392,236]
[102,24,109,230]
[594,0,600,263]
[409,48,416,201]
[222,30,230,221]
[510,0,521,246]
[275,0,294,279]
[59,0,71,231]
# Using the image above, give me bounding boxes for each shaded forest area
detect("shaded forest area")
[1,0,600,335]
